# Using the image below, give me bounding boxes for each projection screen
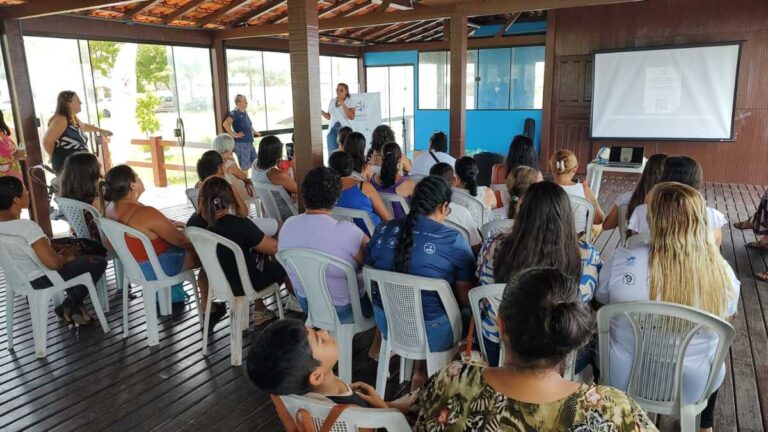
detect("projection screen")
[591,43,741,140]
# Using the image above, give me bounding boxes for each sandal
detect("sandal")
[757,272,768,283]
[734,220,753,230]
[71,312,95,326]
[54,305,74,325]
[746,241,768,250]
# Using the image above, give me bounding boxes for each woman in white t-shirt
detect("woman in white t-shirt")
[321,83,356,155]
[429,162,483,251]
[627,156,726,246]
[550,149,604,239]
[602,153,667,230]
[595,181,739,432]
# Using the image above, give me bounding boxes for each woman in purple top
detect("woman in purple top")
[369,142,415,219]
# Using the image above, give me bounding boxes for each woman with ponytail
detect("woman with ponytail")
[505,165,543,220]
[596,182,739,431]
[187,176,286,326]
[454,156,497,208]
[366,176,475,389]
[369,142,415,219]
[412,268,654,431]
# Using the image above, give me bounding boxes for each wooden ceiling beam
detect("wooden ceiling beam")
[403,22,443,43]
[195,0,251,27]
[349,23,400,39]
[0,0,136,19]
[161,0,206,24]
[318,0,356,18]
[216,0,643,39]
[230,0,284,27]
[372,0,412,10]
[376,20,425,43]
[121,0,165,19]
[495,12,520,38]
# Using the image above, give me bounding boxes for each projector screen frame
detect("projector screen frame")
[589,41,743,142]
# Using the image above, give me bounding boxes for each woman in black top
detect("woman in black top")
[187,176,287,326]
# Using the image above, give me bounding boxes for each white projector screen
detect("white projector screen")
[591,44,741,140]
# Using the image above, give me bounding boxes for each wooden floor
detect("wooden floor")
[0,176,767,431]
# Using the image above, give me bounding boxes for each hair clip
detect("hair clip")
[556,160,565,171]
[510,195,520,202]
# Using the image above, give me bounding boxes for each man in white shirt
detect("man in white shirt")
[412,131,456,175]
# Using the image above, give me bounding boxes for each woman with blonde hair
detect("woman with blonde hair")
[505,165,543,220]
[595,182,740,432]
[550,149,604,239]
[212,133,254,204]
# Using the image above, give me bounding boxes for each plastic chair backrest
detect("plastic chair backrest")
[277,394,411,431]
[451,188,488,228]
[617,204,628,246]
[0,233,66,294]
[54,197,102,241]
[277,248,368,331]
[468,284,505,364]
[185,227,261,300]
[363,267,462,354]
[481,219,515,239]
[568,195,595,243]
[409,174,427,185]
[96,217,171,283]
[186,188,200,211]
[444,219,471,243]
[251,181,298,223]
[597,301,735,416]
[378,193,410,219]
[626,232,649,249]
[330,207,375,237]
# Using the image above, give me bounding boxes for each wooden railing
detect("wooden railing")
[126,137,195,187]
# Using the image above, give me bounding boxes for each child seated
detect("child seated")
[247,319,410,411]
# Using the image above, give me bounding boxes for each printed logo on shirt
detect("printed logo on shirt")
[392,226,400,235]
[626,256,637,266]
[380,225,387,233]
[623,273,636,286]
[387,238,397,248]
[376,238,384,248]
[424,243,436,255]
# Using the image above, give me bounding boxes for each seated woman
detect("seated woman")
[336,126,353,152]
[369,142,415,219]
[341,131,373,180]
[492,134,539,184]
[103,166,222,328]
[602,153,667,231]
[429,162,482,251]
[366,124,412,175]
[328,151,389,235]
[412,267,655,431]
[596,182,740,432]
[59,152,104,241]
[0,176,107,325]
[551,149,605,239]
[476,181,601,366]
[367,176,476,389]
[212,133,253,205]
[187,176,286,325]
[734,192,768,280]
[628,156,726,246]
[505,165,543,220]
[251,135,297,222]
[454,156,498,208]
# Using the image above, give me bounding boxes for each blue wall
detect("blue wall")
[364,38,543,159]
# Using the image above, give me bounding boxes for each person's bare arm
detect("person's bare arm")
[362,182,392,222]
[253,235,278,256]
[223,117,244,138]
[227,164,249,181]
[401,156,413,174]
[145,207,193,250]
[341,103,356,120]
[714,227,723,247]
[583,183,605,224]
[42,116,68,158]
[321,111,330,120]
[232,186,249,217]
[269,169,298,194]
[395,178,416,198]
[483,188,498,208]
[453,280,474,308]
[602,205,619,230]
[78,117,112,136]
[31,238,68,270]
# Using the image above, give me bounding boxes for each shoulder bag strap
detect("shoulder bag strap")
[429,151,440,163]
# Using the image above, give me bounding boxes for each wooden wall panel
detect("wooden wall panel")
[546,0,768,184]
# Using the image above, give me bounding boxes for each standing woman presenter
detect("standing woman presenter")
[321,83,356,155]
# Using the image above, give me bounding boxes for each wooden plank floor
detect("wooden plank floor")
[0,176,765,431]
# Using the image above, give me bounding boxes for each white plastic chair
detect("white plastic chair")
[451,188,489,228]
[444,218,471,243]
[330,207,376,237]
[569,195,596,243]
[274,394,410,431]
[617,204,629,246]
[378,192,410,219]
[54,196,123,312]
[186,227,284,366]
[185,188,200,210]
[251,181,298,223]
[0,234,110,357]
[481,219,515,239]
[97,218,201,346]
[597,301,735,431]
[468,284,505,365]
[363,267,462,398]
[626,232,649,249]
[277,248,375,382]
[409,174,427,185]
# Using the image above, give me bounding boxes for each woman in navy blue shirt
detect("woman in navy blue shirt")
[366,176,475,389]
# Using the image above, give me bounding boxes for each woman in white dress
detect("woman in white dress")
[595,181,740,432]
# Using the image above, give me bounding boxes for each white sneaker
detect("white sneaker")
[252,309,276,326]
[284,295,304,313]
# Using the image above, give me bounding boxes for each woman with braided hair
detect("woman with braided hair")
[369,142,415,219]
[366,176,476,389]
[454,156,497,208]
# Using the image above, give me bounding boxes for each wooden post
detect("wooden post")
[148,136,167,187]
[211,37,229,134]
[539,9,557,165]
[448,12,467,159]
[288,0,324,207]
[357,54,367,93]
[1,19,51,235]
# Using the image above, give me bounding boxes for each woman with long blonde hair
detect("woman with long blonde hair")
[595,182,739,432]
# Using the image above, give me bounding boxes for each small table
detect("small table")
[586,159,646,199]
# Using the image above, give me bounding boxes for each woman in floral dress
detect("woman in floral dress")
[411,267,657,432]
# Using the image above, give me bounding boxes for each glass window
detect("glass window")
[366,65,414,152]
[332,57,359,94]
[226,49,267,131]
[263,51,292,130]
[319,56,333,117]
[477,48,511,109]
[510,46,545,109]
[172,46,216,145]
[466,50,477,110]
[418,51,449,109]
